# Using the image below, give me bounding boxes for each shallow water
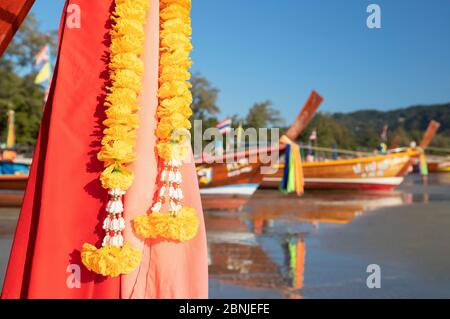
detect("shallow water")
[1,173,450,298]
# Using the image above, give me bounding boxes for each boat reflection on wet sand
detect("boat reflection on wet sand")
[207,173,450,298]
[206,190,409,298]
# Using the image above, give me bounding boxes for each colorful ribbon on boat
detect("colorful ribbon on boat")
[418,147,428,177]
[279,135,304,196]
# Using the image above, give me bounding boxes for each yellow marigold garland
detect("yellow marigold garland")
[81,0,149,278]
[133,0,199,242]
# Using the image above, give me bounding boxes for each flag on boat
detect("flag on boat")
[34,45,50,66]
[216,118,232,134]
[34,61,51,84]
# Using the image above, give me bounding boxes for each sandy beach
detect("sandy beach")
[1,173,450,298]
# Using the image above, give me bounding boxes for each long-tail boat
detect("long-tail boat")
[262,149,415,190]
[424,157,450,172]
[412,155,450,173]
[196,91,323,205]
[261,121,440,191]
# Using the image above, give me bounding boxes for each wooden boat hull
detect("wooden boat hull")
[262,151,415,191]
[196,155,264,211]
[0,175,28,190]
[0,190,24,207]
[200,183,260,210]
[412,157,450,173]
[425,160,450,173]
[200,183,260,196]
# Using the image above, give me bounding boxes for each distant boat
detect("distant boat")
[262,149,416,190]
[0,160,29,206]
[428,158,450,172]
[196,145,280,210]
[195,91,323,207]
[0,109,31,192]
[197,153,264,204]
[261,121,440,191]
[0,173,28,190]
[414,156,450,173]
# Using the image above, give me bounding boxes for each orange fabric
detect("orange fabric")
[2,0,118,298]
[0,0,35,57]
[2,0,207,299]
[121,0,208,298]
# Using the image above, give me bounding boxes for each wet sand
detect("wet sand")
[207,173,450,298]
[0,207,19,290]
[1,173,450,298]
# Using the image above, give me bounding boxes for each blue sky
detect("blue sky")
[31,0,450,121]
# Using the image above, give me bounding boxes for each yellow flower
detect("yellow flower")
[133,207,199,242]
[116,0,148,6]
[156,142,173,160]
[112,18,145,38]
[110,69,143,92]
[161,5,190,23]
[157,101,192,119]
[160,50,192,68]
[100,164,134,190]
[157,141,189,161]
[161,94,193,107]
[161,0,191,10]
[81,243,142,278]
[156,122,173,140]
[160,65,191,82]
[110,35,145,55]
[110,53,144,76]
[98,140,136,165]
[170,112,191,129]
[158,80,191,99]
[102,125,137,145]
[103,114,140,129]
[105,88,138,106]
[113,3,147,22]
[161,33,192,52]
[161,19,192,36]
[105,104,139,119]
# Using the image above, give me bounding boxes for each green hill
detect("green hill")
[299,103,450,152]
